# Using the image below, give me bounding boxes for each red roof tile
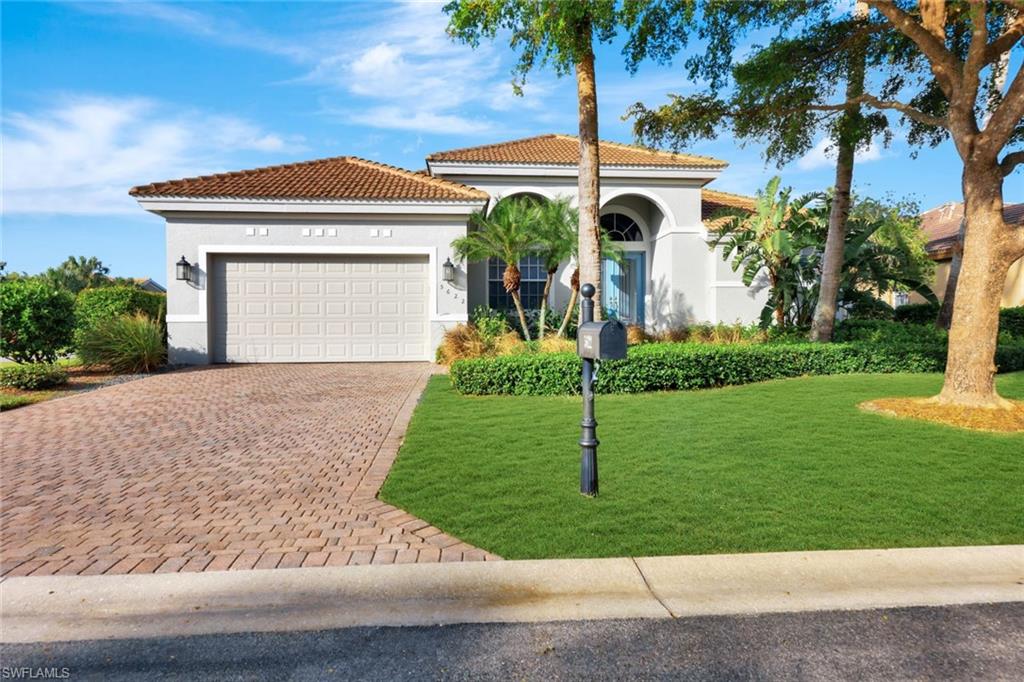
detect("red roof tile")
[130,156,488,202]
[427,134,727,169]
[921,201,1024,257]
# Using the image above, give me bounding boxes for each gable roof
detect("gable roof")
[130,156,488,202]
[427,134,727,169]
[921,201,1024,258]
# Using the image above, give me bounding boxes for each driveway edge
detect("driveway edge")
[2,545,1021,643]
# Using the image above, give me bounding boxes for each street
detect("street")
[2,602,1021,680]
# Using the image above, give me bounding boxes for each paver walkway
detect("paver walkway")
[1,364,497,577]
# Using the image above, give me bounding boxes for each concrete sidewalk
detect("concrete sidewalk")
[2,545,1021,643]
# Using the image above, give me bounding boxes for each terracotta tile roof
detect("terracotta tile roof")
[130,156,488,202]
[701,188,756,228]
[427,134,727,169]
[920,201,1024,258]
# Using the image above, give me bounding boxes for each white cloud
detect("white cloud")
[299,1,513,134]
[2,95,305,215]
[796,137,884,171]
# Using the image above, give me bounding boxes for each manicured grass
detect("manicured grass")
[380,372,1024,559]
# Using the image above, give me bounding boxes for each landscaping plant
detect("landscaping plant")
[78,313,166,373]
[0,279,76,363]
[0,363,68,390]
[74,286,165,348]
[452,197,541,340]
[449,340,1024,397]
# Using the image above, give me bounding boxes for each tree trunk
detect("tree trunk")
[575,27,602,320]
[809,0,867,342]
[510,289,531,342]
[936,217,965,329]
[935,163,1015,408]
[538,270,555,338]
[557,268,580,337]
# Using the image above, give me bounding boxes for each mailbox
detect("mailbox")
[577,319,627,360]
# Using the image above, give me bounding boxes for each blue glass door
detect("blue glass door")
[602,253,645,325]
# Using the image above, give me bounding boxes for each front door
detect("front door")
[602,252,645,325]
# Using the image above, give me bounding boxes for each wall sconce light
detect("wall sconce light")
[442,257,456,284]
[176,255,195,283]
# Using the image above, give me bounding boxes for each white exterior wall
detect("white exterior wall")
[439,169,765,328]
[162,214,472,364]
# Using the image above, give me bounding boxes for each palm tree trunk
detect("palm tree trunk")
[575,23,602,320]
[538,270,555,339]
[557,268,580,337]
[809,0,867,342]
[510,290,531,342]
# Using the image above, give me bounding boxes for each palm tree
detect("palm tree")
[452,197,539,340]
[828,197,938,310]
[532,197,577,338]
[710,176,818,328]
[554,214,623,338]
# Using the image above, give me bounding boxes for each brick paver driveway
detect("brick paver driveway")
[1,364,497,577]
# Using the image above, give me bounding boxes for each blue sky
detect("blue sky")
[1,1,981,283]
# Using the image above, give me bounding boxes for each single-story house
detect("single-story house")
[903,201,1024,307]
[132,134,764,364]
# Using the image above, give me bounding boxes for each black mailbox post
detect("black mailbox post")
[576,283,627,497]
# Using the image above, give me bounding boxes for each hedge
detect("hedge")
[449,341,1024,396]
[1000,306,1024,339]
[0,279,76,363]
[75,287,165,347]
[0,363,68,390]
[894,302,940,325]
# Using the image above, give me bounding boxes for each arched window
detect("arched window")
[601,213,643,241]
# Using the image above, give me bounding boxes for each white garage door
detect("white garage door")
[211,254,430,362]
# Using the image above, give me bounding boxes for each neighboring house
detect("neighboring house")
[905,201,1024,307]
[132,134,763,364]
[134,278,167,293]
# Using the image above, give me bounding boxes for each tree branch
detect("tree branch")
[986,10,1024,64]
[799,93,947,127]
[1000,150,1024,176]
[981,62,1024,153]
[864,0,958,96]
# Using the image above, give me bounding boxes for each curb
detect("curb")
[1,545,1021,643]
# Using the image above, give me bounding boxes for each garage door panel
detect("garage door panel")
[212,254,429,363]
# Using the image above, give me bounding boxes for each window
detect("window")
[601,213,643,241]
[488,255,547,310]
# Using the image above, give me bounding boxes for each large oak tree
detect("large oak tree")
[629,0,1023,408]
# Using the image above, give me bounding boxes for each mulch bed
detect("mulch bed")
[860,397,1024,433]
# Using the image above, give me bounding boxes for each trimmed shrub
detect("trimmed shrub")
[78,313,166,373]
[894,302,940,325]
[0,279,76,363]
[450,341,1024,396]
[834,319,947,345]
[1000,306,1024,339]
[0,363,68,390]
[75,287,165,348]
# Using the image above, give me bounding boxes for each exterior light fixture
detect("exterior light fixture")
[176,256,195,283]
[442,257,456,284]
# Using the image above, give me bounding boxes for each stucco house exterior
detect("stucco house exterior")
[132,134,763,364]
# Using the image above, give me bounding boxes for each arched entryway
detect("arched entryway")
[600,211,646,325]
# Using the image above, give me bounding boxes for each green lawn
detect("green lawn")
[379,372,1024,559]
